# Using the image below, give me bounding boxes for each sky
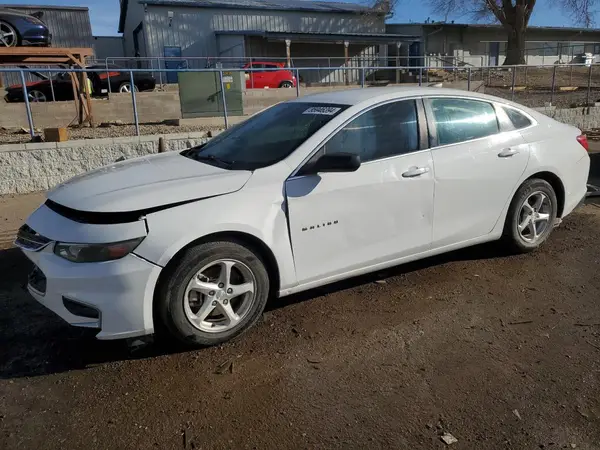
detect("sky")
[1,0,594,36]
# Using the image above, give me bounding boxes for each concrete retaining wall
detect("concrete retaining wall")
[0,132,209,194]
[533,105,600,130]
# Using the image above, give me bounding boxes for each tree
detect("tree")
[418,0,595,65]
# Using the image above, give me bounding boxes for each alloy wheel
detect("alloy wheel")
[0,21,17,48]
[28,90,47,102]
[517,191,552,243]
[119,83,138,93]
[184,259,257,333]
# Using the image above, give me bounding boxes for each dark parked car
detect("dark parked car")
[0,8,51,47]
[4,65,156,102]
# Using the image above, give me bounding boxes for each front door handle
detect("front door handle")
[402,166,430,178]
[498,148,519,158]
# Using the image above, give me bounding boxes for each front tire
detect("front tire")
[0,21,18,48]
[155,241,270,347]
[279,81,294,88]
[502,178,558,253]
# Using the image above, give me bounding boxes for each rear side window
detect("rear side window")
[430,98,499,146]
[503,107,532,129]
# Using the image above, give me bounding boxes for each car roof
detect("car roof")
[248,61,284,65]
[289,86,525,108]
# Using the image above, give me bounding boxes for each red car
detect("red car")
[243,62,296,89]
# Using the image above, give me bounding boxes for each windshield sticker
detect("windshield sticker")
[303,106,342,116]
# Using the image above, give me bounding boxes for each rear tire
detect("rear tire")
[279,81,294,88]
[28,90,47,102]
[501,178,557,253]
[118,82,138,93]
[155,240,270,347]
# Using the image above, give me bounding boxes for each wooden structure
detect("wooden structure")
[0,47,95,126]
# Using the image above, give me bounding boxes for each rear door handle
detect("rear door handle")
[498,148,519,158]
[402,166,430,178]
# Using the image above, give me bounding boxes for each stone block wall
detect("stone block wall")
[533,106,600,130]
[0,132,208,194]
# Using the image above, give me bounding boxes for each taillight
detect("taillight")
[577,134,589,152]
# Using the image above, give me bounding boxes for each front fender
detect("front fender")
[133,191,298,293]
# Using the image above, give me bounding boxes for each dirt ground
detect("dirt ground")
[2,193,600,449]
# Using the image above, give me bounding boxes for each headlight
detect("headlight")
[53,237,144,263]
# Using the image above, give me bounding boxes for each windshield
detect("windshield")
[183,102,349,170]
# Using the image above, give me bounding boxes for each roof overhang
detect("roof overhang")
[392,22,600,35]
[216,30,420,44]
[141,0,380,15]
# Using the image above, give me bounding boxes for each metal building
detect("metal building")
[118,0,413,83]
[388,22,600,67]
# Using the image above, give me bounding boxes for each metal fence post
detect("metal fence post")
[550,65,557,105]
[157,57,163,87]
[511,66,516,101]
[19,70,35,139]
[48,65,56,102]
[419,67,423,86]
[295,68,300,97]
[361,66,365,88]
[467,67,471,91]
[218,69,229,129]
[107,59,112,94]
[570,64,574,86]
[129,71,140,136]
[587,63,593,106]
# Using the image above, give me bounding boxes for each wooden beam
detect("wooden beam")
[0,47,93,67]
[0,47,93,57]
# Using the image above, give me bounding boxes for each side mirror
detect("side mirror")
[311,152,361,174]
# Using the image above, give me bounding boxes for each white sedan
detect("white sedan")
[16,87,590,347]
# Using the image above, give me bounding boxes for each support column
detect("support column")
[396,42,402,84]
[285,39,291,68]
[344,40,350,86]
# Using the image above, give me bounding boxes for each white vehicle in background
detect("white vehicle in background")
[16,87,590,347]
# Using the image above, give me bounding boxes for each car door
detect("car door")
[262,63,280,88]
[285,99,435,284]
[52,73,76,101]
[424,97,531,247]
[247,63,265,89]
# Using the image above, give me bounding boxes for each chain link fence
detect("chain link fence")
[3,63,600,141]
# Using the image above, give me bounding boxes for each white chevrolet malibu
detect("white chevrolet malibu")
[16,87,590,346]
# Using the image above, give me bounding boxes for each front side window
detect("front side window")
[430,98,499,146]
[324,100,419,163]
[503,106,532,129]
[184,102,349,170]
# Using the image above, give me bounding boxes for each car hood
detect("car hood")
[47,152,252,213]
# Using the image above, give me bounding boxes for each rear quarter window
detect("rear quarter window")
[503,107,533,129]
